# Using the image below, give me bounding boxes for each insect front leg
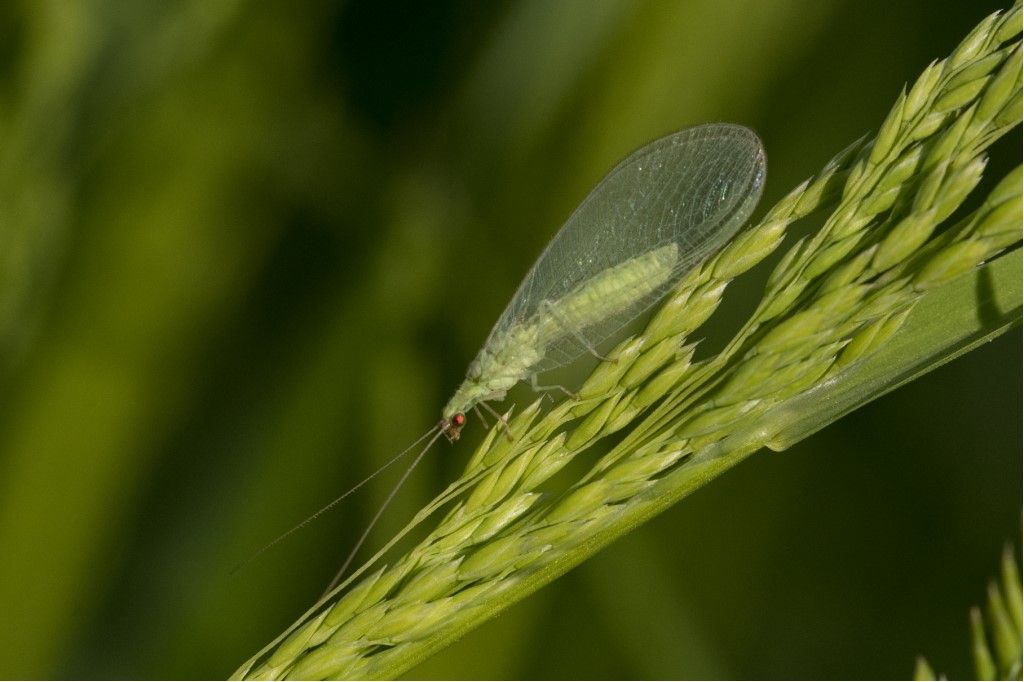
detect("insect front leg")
[471,404,492,429]
[477,401,515,442]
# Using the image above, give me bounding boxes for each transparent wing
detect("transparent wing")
[483,122,766,373]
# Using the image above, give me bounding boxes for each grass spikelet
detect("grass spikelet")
[916,547,1023,681]
[972,607,1000,681]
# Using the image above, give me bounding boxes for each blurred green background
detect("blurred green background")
[0,0,1019,678]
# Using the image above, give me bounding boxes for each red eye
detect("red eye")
[453,413,466,426]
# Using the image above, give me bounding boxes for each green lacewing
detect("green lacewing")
[439,122,766,439]
[246,122,766,588]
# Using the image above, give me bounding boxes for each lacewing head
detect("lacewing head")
[440,412,466,442]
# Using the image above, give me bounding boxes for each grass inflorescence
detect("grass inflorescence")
[915,546,1023,681]
[235,4,1022,678]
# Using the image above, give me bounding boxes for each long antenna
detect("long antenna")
[231,424,440,574]
[321,427,445,596]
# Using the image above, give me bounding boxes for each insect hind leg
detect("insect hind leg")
[530,373,578,403]
[538,299,618,364]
